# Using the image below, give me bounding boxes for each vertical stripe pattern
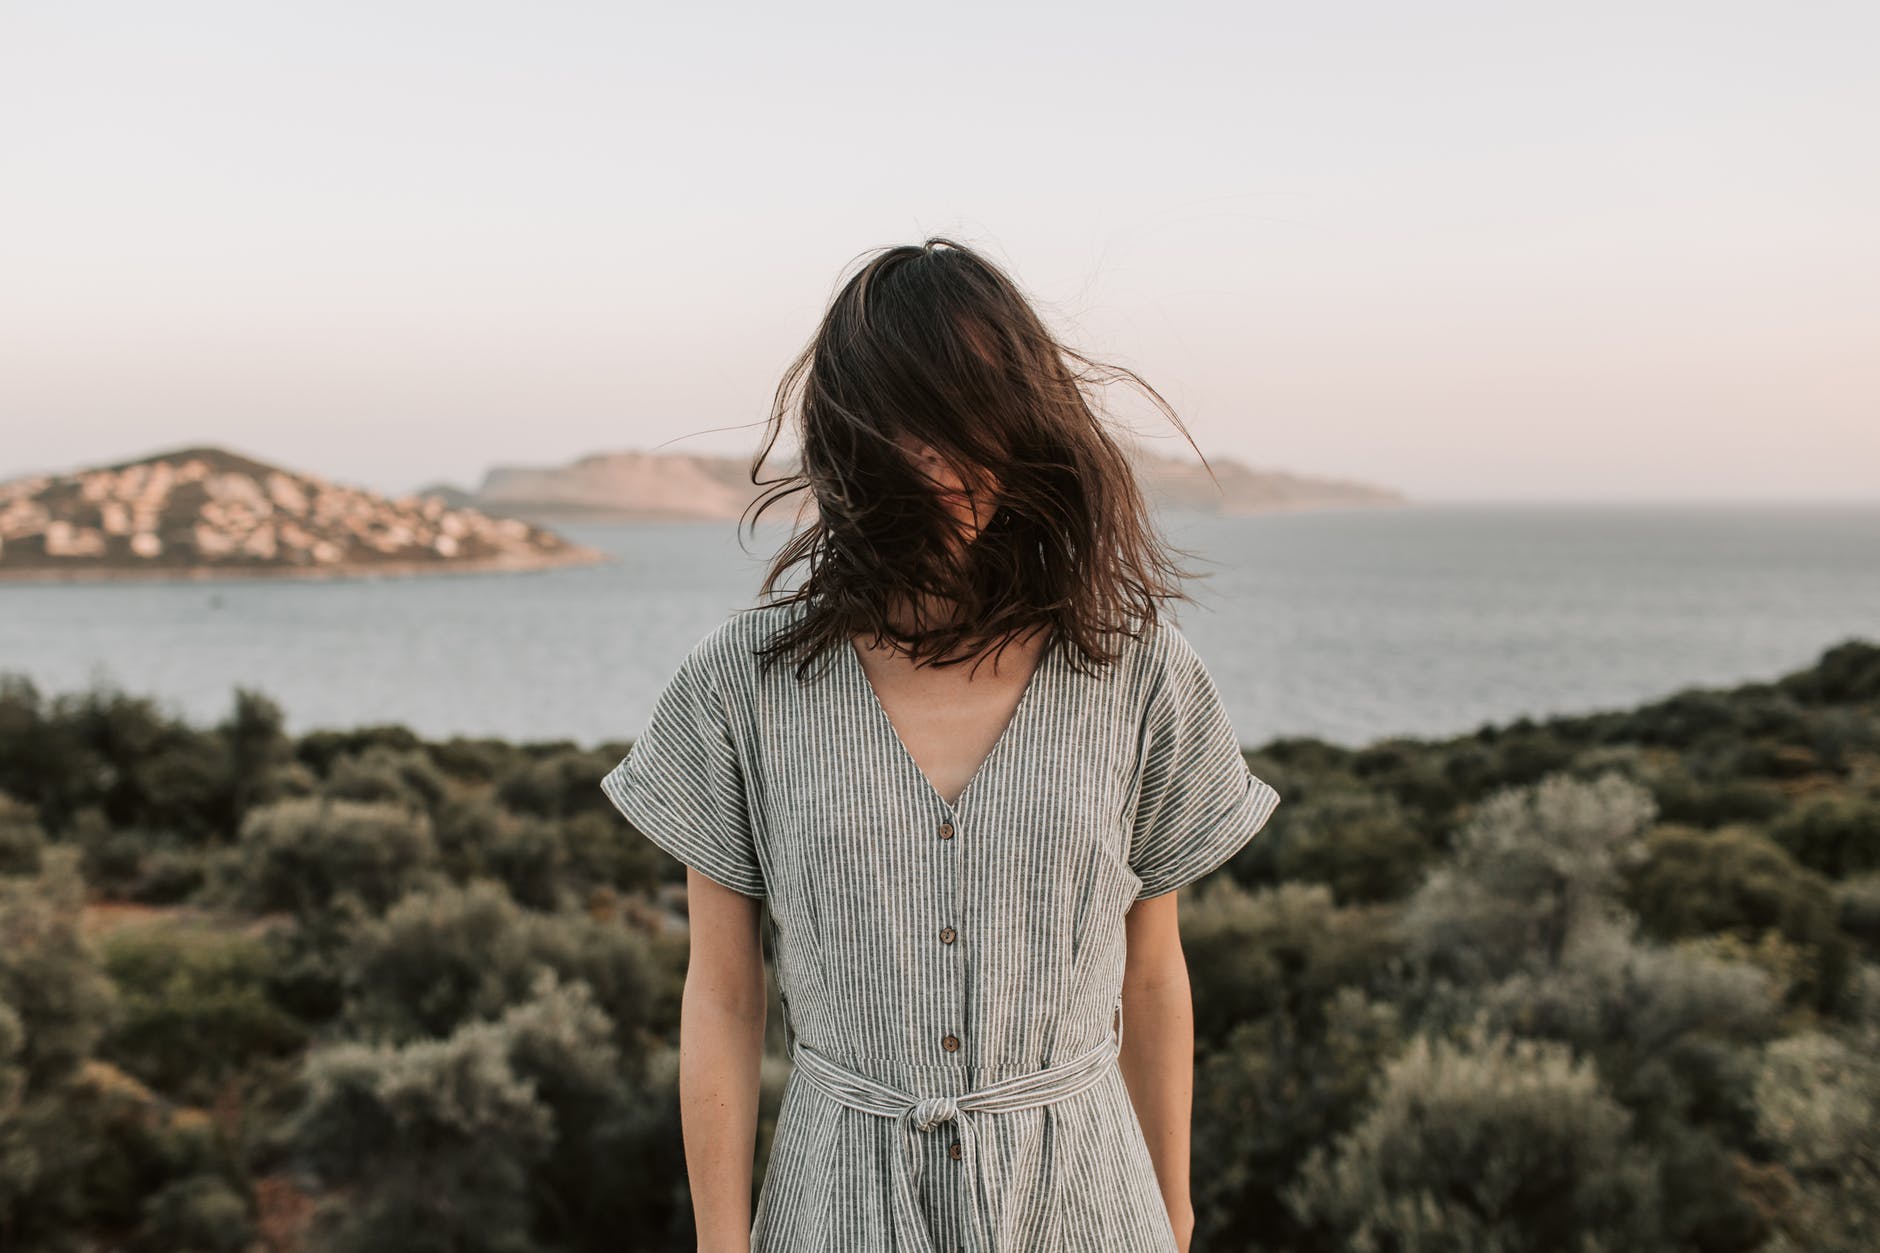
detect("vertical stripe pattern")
[601,601,1282,1252]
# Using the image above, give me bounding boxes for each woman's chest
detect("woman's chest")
[738,668,1149,962]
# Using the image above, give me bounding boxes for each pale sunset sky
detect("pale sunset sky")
[1,1,1873,504]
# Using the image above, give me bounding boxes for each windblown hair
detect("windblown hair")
[743,237,1220,681]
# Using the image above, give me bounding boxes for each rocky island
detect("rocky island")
[0,446,608,583]
[429,444,1407,524]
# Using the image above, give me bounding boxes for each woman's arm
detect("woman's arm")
[1118,890,1197,1252]
[678,867,769,1252]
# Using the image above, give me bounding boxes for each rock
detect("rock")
[0,445,609,583]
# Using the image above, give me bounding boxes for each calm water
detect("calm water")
[2,505,1875,751]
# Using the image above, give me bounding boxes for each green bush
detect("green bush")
[1270,788,1432,904]
[138,1174,254,1253]
[495,750,615,821]
[1622,823,1852,1011]
[1479,920,1780,1211]
[422,736,513,786]
[1775,638,1880,705]
[1626,825,1831,941]
[97,922,306,1102]
[323,745,449,810]
[131,845,210,906]
[557,808,665,899]
[1,1045,249,1252]
[1838,875,1880,953]
[0,849,117,1086]
[1399,772,1656,985]
[1651,767,1791,829]
[0,794,45,876]
[294,725,425,780]
[1285,1024,1665,1252]
[74,816,157,897]
[1481,922,1780,1061]
[288,971,626,1253]
[1751,1026,1880,1251]
[1769,792,1880,879]
[1620,687,1760,752]
[0,675,63,819]
[341,878,658,1065]
[231,796,440,919]
[214,687,295,823]
[1345,739,1463,823]
[1192,988,1401,1250]
[1181,879,1393,1049]
[431,797,571,910]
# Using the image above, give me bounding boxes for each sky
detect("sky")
[1,1,1874,504]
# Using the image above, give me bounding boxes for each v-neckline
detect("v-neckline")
[844,627,1057,816]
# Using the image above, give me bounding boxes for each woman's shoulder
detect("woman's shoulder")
[1136,611,1200,668]
[677,601,801,689]
[1134,613,1214,701]
[1042,612,1198,705]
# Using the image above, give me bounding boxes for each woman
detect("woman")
[601,238,1281,1253]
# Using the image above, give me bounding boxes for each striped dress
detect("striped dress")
[601,600,1282,1252]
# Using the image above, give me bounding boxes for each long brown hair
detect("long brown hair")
[742,237,1219,681]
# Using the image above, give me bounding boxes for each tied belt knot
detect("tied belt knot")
[787,997,1125,1253]
[909,1094,960,1133]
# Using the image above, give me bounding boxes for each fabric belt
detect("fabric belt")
[787,996,1126,1253]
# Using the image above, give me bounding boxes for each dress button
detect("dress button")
[938,821,955,840]
[948,1140,962,1160]
[941,1033,960,1052]
[939,925,956,944]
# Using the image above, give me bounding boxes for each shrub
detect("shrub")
[558,809,665,899]
[1838,875,1880,953]
[288,971,626,1253]
[1776,638,1880,705]
[1650,767,1790,829]
[97,922,305,1102]
[294,725,424,780]
[232,796,439,919]
[495,750,616,821]
[5,1052,249,1249]
[431,797,570,910]
[0,849,117,1085]
[214,686,294,824]
[1285,1024,1665,1252]
[1751,1027,1880,1251]
[1622,823,1851,1010]
[1270,788,1432,905]
[1399,772,1656,984]
[1626,825,1837,942]
[138,1174,254,1253]
[323,745,449,811]
[1192,988,1401,1249]
[341,879,658,1066]
[0,794,45,876]
[1181,879,1393,1049]
[132,845,209,906]
[1769,792,1880,879]
[1481,921,1781,1063]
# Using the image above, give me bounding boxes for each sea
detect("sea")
[2,504,1876,752]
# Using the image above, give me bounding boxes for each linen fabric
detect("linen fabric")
[601,601,1281,1252]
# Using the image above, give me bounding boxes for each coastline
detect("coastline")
[0,544,614,586]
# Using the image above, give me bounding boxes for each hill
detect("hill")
[442,444,1406,523]
[0,446,607,582]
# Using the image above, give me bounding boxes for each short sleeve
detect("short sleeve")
[1127,631,1282,901]
[600,646,766,900]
